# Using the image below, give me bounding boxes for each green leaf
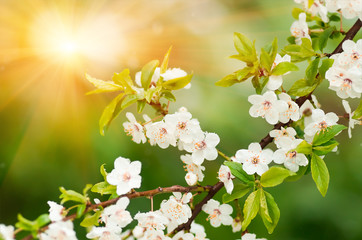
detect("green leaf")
[141,60,159,90]
[215,73,239,87]
[242,189,261,231]
[312,124,347,146]
[100,164,108,180]
[160,46,172,74]
[121,94,138,109]
[251,76,262,94]
[230,54,258,63]
[99,93,124,136]
[222,183,252,203]
[233,32,254,57]
[91,181,117,195]
[76,204,86,219]
[137,100,147,113]
[236,67,254,81]
[259,190,280,234]
[300,38,315,58]
[112,69,134,94]
[80,211,102,228]
[271,38,278,62]
[260,48,272,72]
[271,62,298,75]
[35,214,50,228]
[162,74,193,90]
[312,139,339,156]
[224,161,255,185]
[352,100,362,120]
[161,91,176,102]
[311,153,329,197]
[15,214,36,231]
[287,36,296,44]
[285,165,308,182]
[59,187,87,204]
[319,58,334,79]
[305,58,320,85]
[294,140,312,154]
[292,8,304,19]
[288,78,317,97]
[85,74,122,95]
[318,27,335,51]
[260,166,296,188]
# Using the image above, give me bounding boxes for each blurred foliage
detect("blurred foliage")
[0,0,361,239]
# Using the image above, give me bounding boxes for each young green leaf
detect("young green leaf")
[91,181,117,195]
[260,166,296,188]
[16,214,36,231]
[141,60,159,90]
[100,164,108,180]
[99,93,124,136]
[352,100,362,120]
[224,161,255,185]
[312,140,339,156]
[80,211,102,228]
[305,58,320,85]
[162,74,193,90]
[311,153,329,197]
[236,67,254,81]
[294,140,312,154]
[121,94,138,109]
[300,38,316,58]
[260,48,273,72]
[259,190,280,234]
[288,78,317,97]
[137,100,147,113]
[271,37,278,62]
[271,62,298,75]
[285,165,308,182]
[85,74,123,95]
[161,91,176,102]
[35,214,50,228]
[318,58,334,79]
[242,189,261,231]
[251,76,262,94]
[318,27,335,51]
[292,8,304,19]
[233,32,254,57]
[215,72,239,87]
[160,46,172,74]
[76,204,86,219]
[112,69,134,94]
[222,183,252,203]
[59,187,88,204]
[312,124,347,146]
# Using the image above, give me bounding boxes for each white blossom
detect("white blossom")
[134,211,169,231]
[164,111,202,144]
[326,0,362,20]
[140,229,171,240]
[0,224,14,240]
[273,138,308,172]
[235,143,273,176]
[300,99,315,126]
[218,165,234,194]
[181,154,205,185]
[123,112,146,144]
[146,120,177,149]
[241,233,267,240]
[106,157,142,195]
[202,199,233,227]
[172,231,194,240]
[249,91,288,125]
[342,100,360,138]
[190,222,209,240]
[337,39,362,68]
[47,201,64,222]
[86,226,121,240]
[132,226,145,238]
[267,54,291,90]
[290,13,311,45]
[160,192,192,225]
[304,109,339,142]
[101,197,132,228]
[278,92,301,123]
[269,127,297,148]
[184,132,220,165]
[39,221,77,240]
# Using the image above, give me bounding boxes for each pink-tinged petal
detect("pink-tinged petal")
[248,143,262,153]
[273,149,287,164]
[263,91,277,102]
[267,75,283,90]
[219,204,233,215]
[256,164,269,176]
[248,94,264,104]
[204,148,218,161]
[205,133,220,147]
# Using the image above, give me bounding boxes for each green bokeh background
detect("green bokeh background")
[0,0,361,239]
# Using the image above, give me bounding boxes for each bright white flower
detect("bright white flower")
[337,39,362,68]
[300,99,315,126]
[39,220,77,240]
[190,222,209,240]
[267,54,291,90]
[248,91,288,125]
[172,231,194,240]
[184,132,220,165]
[160,192,192,225]
[235,143,274,176]
[335,0,362,20]
[290,13,311,45]
[0,224,14,240]
[241,233,267,240]
[146,120,177,149]
[106,157,142,195]
[132,226,145,238]
[47,201,64,222]
[232,218,242,233]
[342,100,360,138]
[304,109,339,141]
[123,112,146,144]
[218,165,234,194]
[269,127,297,148]
[161,68,191,89]
[101,197,132,228]
[135,67,161,87]
[326,65,362,99]
[140,229,171,240]
[202,199,233,227]
[164,111,202,144]
[181,154,205,185]
[134,211,169,231]
[278,93,301,123]
[273,138,308,172]
[86,226,121,240]
[295,0,329,22]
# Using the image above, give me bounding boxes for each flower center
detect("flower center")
[343,78,352,88]
[122,172,131,182]
[262,101,272,110]
[287,151,297,159]
[177,122,187,130]
[195,141,207,150]
[352,51,359,60]
[318,121,328,131]
[134,124,140,131]
[160,127,167,135]
[251,156,260,165]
